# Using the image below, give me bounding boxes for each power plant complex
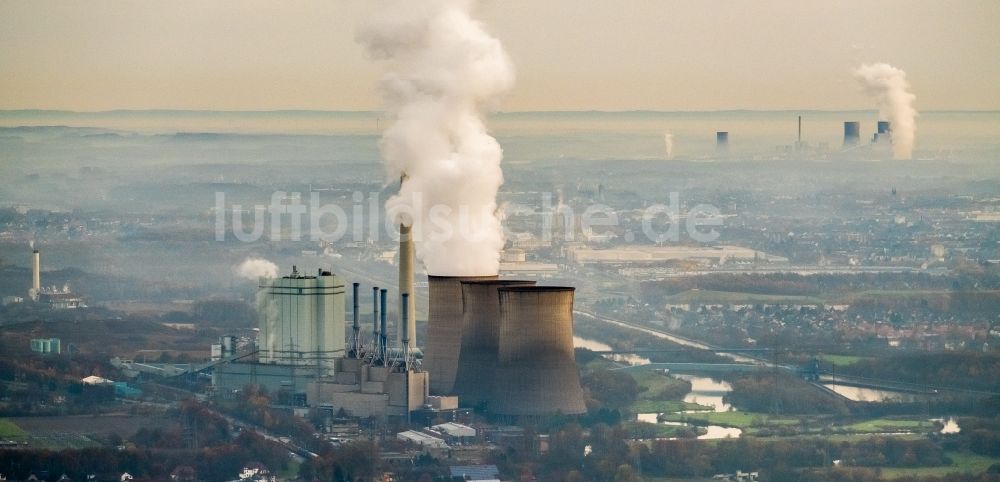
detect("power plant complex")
[213,248,587,420]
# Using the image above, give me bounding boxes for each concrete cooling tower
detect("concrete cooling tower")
[425,275,497,395]
[492,286,587,416]
[452,279,536,407]
[844,121,861,147]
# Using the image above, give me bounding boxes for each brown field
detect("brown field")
[11,412,173,438]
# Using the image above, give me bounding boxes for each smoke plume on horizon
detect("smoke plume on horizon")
[854,63,917,159]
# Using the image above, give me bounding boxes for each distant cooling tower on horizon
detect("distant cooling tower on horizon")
[424,275,498,395]
[873,120,892,144]
[452,279,537,407]
[492,286,587,416]
[716,131,729,153]
[844,121,861,147]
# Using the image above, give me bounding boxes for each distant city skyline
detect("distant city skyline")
[1,0,998,112]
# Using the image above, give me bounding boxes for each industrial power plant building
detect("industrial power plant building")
[213,260,588,420]
[256,266,345,371]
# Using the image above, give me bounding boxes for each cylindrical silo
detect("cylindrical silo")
[493,286,587,416]
[424,275,497,395]
[453,279,536,407]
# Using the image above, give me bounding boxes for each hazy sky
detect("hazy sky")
[1,0,998,111]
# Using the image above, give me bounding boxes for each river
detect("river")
[574,335,742,439]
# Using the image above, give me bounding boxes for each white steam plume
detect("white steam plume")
[853,63,917,159]
[663,133,674,160]
[236,258,278,280]
[359,0,514,276]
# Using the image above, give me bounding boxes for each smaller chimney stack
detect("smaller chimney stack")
[380,288,388,352]
[31,249,40,294]
[372,286,380,342]
[401,292,410,361]
[351,282,360,357]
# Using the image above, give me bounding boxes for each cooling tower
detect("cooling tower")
[716,131,729,152]
[873,120,892,144]
[425,275,497,395]
[492,286,586,416]
[31,250,40,293]
[452,279,536,407]
[844,121,861,147]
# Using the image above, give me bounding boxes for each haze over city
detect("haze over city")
[1,2,999,482]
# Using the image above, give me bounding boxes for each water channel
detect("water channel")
[575,336,742,439]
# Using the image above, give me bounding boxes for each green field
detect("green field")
[0,417,100,449]
[631,400,713,413]
[819,354,871,366]
[879,451,1000,479]
[625,421,703,438]
[0,418,26,438]
[840,418,934,434]
[660,411,800,429]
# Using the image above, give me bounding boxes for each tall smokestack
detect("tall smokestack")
[493,286,587,416]
[424,275,497,395]
[797,116,802,149]
[844,121,861,147]
[398,220,416,350]
[31,249,40,294]
[453,279,536,407]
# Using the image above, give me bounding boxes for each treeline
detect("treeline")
[639,271,1000,304]
[221,384,331,454]
[574,318,730,364]
[0,264,205,304]
[0,430,288,482]
[723,372,849,416]
[842,352,1000,393]
[493,422,959,481]
[161,299,255,327]
[945,418,1000,457]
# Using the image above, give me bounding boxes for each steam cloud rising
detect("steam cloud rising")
[236,258,278,279]
[854,63,917,159]
[359,0,514,276]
